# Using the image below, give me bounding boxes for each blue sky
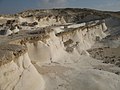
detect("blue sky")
[0,0,120,14]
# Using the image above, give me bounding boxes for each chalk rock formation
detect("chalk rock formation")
[0,8,120,90]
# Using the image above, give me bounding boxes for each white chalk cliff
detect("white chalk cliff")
[0,8,120,90]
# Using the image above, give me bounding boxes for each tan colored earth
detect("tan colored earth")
[0,8,120,90]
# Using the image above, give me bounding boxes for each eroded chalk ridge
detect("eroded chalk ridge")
[0,8,120,90]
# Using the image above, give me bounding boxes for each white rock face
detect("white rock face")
[0,53,45,90]
[12,27,20,33]
[5,29,12,36]
[58,22,107,51]
[1,9,120,90]
[27,31,66,63]
[26,21,107,65]
[1,18,119,90]
[26,41,51,63]
[18,16,37,23]
[67,23,86,28]
[52,26,64,34]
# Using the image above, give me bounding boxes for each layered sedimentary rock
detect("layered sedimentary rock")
[0,8,120,90]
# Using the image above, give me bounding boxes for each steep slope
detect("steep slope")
[0,8,120,90]
[0,44,45,90]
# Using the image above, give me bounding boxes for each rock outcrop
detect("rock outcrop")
[0,8,120,90]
